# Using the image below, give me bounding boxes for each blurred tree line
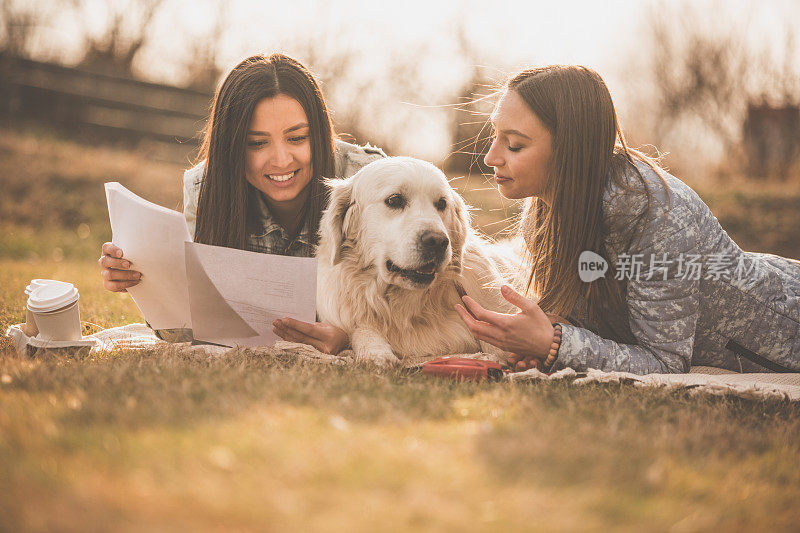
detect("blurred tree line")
[1,0,799,181]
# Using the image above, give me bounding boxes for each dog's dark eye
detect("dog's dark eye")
[435,197,447,211]
[385,193,406,209]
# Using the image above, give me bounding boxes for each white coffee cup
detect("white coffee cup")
[22,279,72,337]
[27,282,82,342]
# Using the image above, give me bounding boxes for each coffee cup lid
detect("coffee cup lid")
[27,283,79,312]
[25,279,70,296]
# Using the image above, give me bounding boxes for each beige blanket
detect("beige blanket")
[7,323,799,401]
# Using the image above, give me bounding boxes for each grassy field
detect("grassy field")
[2,128,800,531]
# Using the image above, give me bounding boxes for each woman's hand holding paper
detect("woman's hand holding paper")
[99,242,142,292]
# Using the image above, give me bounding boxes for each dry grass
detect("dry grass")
[2,295,799,531]
[1,128,800,531]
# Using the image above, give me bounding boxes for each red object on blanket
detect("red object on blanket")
[421,357,505,381]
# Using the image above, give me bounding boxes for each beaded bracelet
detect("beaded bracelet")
[542,323,562,371]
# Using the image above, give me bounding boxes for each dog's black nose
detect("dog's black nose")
[419,230,449,257]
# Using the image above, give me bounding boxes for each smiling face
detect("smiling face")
[484,89,554,201]
[244,94,313,208]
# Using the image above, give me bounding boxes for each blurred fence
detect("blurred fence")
[0,54,211,156]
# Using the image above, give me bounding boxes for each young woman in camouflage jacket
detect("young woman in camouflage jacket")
[455,65,800,374]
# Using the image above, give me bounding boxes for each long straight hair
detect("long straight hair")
[511,65,665,343]
[194,53,335,250]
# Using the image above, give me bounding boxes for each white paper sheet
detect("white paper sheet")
[105,182,192,330]
[184,242,317,347]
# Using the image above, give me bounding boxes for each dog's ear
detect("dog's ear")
[321,177,355,265]
[448,190,471,273]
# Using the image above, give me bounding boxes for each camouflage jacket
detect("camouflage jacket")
[553,160,800,374]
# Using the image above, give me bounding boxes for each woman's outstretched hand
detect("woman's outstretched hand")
[272,318,350,355]
[454,285,554,367]
[98,242,142,292]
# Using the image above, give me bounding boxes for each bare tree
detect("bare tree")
[0,0,39,56]
[73,0,164,77]
[648,4,751,154]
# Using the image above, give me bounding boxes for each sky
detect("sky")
[19,0,800,162]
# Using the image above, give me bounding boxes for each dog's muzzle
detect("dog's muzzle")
[417,230,449,264]
[384,230,450,287]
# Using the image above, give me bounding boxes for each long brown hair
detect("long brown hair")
[510,65,665,343]
[194,53,335,250]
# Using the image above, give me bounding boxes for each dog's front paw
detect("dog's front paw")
[354,346,400,366]
[351,328,400,367]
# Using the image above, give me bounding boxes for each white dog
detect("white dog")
[316,156,521,365]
